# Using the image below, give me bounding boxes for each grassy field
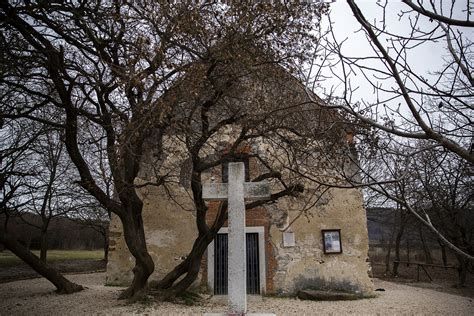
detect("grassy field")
[0,250,104,268]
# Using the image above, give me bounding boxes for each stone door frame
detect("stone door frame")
[207,226,266,295]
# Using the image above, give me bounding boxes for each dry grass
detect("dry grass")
[0,250,104,268]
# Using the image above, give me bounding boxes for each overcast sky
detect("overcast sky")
[317,0,473,109]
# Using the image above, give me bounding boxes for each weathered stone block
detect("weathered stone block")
[297,289,361,301]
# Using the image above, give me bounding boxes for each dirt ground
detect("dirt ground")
[371,261,474,298]
[0,273,473,315]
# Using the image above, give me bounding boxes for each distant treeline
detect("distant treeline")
[0,214,107,251]
[366,207,438,247]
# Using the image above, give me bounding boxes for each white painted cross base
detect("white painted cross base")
[202,162,271,315]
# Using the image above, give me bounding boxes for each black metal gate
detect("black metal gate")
[214,233,228,295]
[246,233,260,294]
[214,232,260,295]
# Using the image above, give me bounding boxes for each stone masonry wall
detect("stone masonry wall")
[269,188,373,295]
[106,183,198,286]
[107,175,373,296]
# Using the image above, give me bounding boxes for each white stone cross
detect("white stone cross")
[203,162,271,315]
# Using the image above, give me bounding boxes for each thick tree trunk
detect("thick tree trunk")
[40,230,48,264]
[153,230,217,291]
[118,210,154,300]
[158,232,214,298]
[0,231,83,294]
[153,256,191,290]
[153,202,228,297]
[154,183,299,298]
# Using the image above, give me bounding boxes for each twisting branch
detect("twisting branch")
[346,0,473,164]
[402,0,474,27]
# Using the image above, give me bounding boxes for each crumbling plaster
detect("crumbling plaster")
[268,188,373,295]
[107,178,373,296]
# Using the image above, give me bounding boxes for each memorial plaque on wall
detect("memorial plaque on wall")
[283,232,295,247]
[322,229,342,254]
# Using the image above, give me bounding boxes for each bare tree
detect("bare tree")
[0,118,83,294]
[410,145,473,286]
[0,1,325,298]
[148,53,342,297]
[300,0,473,261]
[314,0,473,162]
[18,129,85,263]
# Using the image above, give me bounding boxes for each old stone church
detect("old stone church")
[106,55,374,297]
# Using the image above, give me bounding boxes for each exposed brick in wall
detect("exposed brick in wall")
[202,199,277,294]
[199,151,279,293]
[107,140,373,295]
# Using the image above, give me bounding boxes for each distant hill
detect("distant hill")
[366,207,438,247]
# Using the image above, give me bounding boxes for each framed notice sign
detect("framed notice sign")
[322,229,342,254]
[283,232,295,247]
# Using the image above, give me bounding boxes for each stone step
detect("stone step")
[297,289,361,301]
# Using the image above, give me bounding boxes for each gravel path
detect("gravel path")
[0,273,473,315]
